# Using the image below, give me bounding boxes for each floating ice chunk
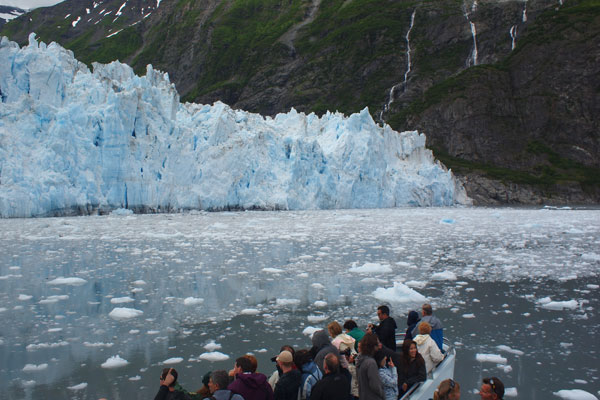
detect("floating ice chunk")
[109,307,143,320]
[553,389,598,400]
[574,380,588,384]
[183,297,204,306]
[111,208,133,216]
[67,382,88,390]
[18,294,33,301]
[581,253,600,262]
[498,364,512,373]
[538,297,552,304]
[163,357,183,364]
[48,328,63,332]
[405,280,427,289]
[308,314,327,323]
[101,355,129,368]
[84,342,114,348]
[542,300,578,310]
[496,345,524,356]
[241,308,260,315]
[505,387,518,397]
[23,363,48,372]
[372,282,427,304]
[199,352,229,361]
[39,295,69,304]
[440,218,455,224]
[311,283,325,290]
[129,376,141,381]
[21,380,36,387]
[432,271,457,281]
[302,327,320,337]
[0,307,6,312]
[262,268,284,273]
[349,263,392,274]
[47,277,87,286]
[111,296,135,304]
[26,341,69,351]
[133,280,147,286]
[297,273,309,278]
[276,298,301,307]
[314,301,328,307]
[475,354,507,364]
[147,330,160,335]
[462,313,475,319]
[204,341,222,351]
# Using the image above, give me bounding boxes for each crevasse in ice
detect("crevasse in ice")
[0,33,470,217]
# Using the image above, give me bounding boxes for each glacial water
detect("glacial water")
[1,208,598,400]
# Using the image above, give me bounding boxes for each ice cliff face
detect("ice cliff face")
[0,34,469,217]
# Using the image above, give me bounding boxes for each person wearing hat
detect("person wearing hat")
[479,377,504,400]
[273,350,302,400]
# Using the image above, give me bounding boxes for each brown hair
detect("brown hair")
[422,303,433,316]
[160,368,178,387]
[433,379,460,400]
[327,321,342,338]
[419,321,432,335]
[244,354,258,373]
[359,332,379,357]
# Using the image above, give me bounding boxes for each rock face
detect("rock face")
[1,0,598,205]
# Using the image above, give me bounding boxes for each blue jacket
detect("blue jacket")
[299,361,323,400]
[378,366,398,400]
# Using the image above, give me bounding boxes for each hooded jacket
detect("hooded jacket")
[299,360,323,400]
[228,372,274,400]
[411,315,444,351]
[405,311,420,341]
[355,354,385,400]
[311,330,344,374]
[332,333,357,354]
[413,334,444,374]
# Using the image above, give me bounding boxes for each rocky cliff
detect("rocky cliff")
[2,0,599,205]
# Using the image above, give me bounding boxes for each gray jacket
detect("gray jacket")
[355,354,385,400]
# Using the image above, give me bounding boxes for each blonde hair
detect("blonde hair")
[433,379,460,400]
[419,321,432,335]
[327,321,342,337]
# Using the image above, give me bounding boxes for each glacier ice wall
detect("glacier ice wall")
[0,34,470,218]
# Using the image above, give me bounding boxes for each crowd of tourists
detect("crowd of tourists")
[152,303,507,400]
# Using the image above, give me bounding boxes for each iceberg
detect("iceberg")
[0,34,470,218]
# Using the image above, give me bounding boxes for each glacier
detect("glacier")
[0,33,469,218]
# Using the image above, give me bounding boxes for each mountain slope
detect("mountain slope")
[1,0,599,205]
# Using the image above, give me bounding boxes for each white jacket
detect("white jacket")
[414,334,444,374]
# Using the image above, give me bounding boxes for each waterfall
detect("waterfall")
[403,9,417,91]
[510,25,517,50]
[469,21,478,66]
[522,0,528,22]
[379,9,417,122]
[463,1,479,67]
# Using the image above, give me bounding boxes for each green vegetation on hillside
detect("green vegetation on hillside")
[182,0,305,102]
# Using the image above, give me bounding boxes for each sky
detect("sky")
[0,0,63,9]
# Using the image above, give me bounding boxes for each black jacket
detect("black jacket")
[374,317,398,351]
[274,369,302,400]
[154,385,192,400]
[309,372,350,400]
[398,355,426,396]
